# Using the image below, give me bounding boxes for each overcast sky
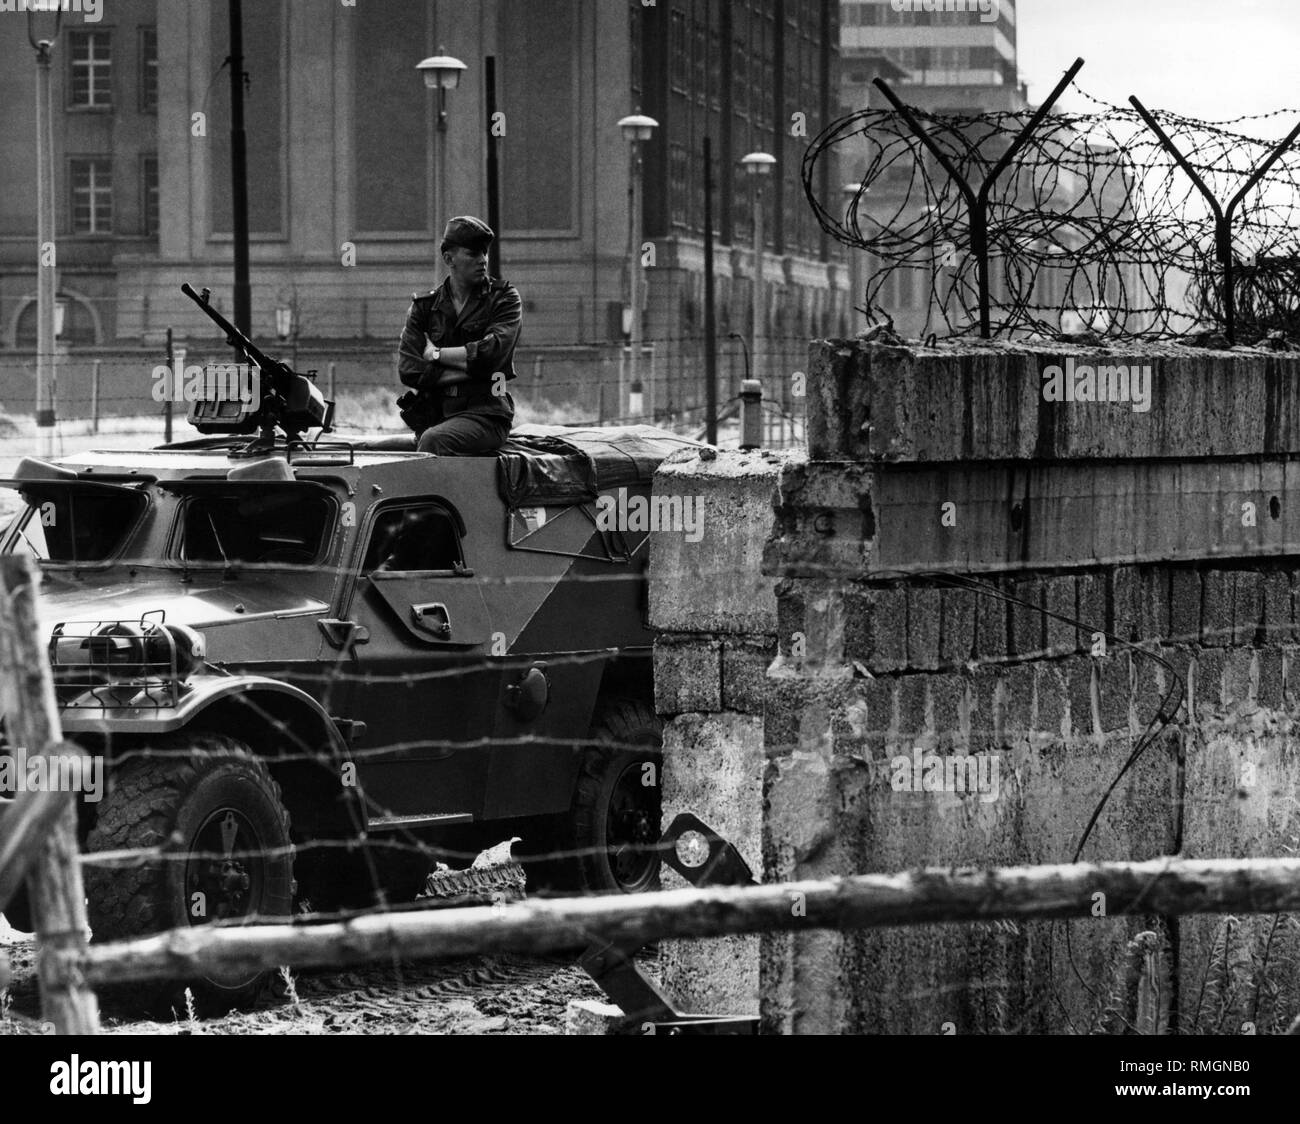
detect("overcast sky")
[1017,0,1300,128]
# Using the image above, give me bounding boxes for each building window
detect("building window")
[139,26,158,112]
[70,158,113,234]
[692,18,707,106]
[670,8,688,94]
[669,143,689,229]
[141,154,159,236]
[68,30,112,110]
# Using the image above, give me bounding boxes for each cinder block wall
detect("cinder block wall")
[652,340,1300,1034]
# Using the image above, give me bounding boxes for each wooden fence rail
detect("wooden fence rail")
[69,856,1300,988]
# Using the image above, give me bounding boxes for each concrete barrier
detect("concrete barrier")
[652,338,1300,1034]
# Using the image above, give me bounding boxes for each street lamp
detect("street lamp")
[29,5,62,456]
[741,152,775,383]
[416,48,467,241]
[275,303,298,369]
[842,181,867,333]
[618,112,658,419]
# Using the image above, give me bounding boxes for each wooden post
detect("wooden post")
[0,556,100,1033]
[75,855,1300,987]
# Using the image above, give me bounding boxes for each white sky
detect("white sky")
[1017,0,1300,128]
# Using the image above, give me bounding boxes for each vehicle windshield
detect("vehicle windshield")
[178,488,333,567]
[3,487,147,564]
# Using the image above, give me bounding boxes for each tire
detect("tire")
[84,734,294,1015]
[568,699,663,894]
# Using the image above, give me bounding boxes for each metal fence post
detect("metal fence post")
[873,57,1085,338]
[1129,96,1300,346]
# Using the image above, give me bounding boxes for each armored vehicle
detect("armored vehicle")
[0,285,700,1009]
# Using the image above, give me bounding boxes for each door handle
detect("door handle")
[318,619,370,648]
[411,602,452,639]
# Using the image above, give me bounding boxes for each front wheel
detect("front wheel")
[84,735,294,1014]
[568,699,663,894]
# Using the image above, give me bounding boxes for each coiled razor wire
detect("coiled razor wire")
[804,62,1300,345]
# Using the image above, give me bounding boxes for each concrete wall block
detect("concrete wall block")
[1192,649,1226,715]
[1064,656,1097,741]
[722,637,778,715]
[1233,570,1264,646]
[1075,571,1107,652]
[928,675,967,750]
[1109,566,1137,642]
[1261,570,1293,646]
[966,667,1002,747]
[1008,577,1045,659]
[653,636,723,715]
[1034,662,1068,739]
[1096,653,1132,734]
[1137,567,1171,643]
[939,584,976,666]
[975,582,1009,662]
[660,711,766,1018]
[1045,574,1078,657]
[1257,646,1284,710]
[775,579,847,671]
[650,452,785,635]
[907,586,942,671]
[896,675,928,746]
[1200,570,1233,647]
[843,584,908,672]
[1223,648,1256,704]
[1169,568,1202,646]
[1002,663,1035,741]
[1284,646,1300,708]
[764,459,877,579]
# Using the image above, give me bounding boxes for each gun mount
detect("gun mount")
[180,282,334,452]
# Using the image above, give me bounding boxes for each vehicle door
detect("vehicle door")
[341,499,501,821]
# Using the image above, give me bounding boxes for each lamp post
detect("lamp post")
[842,181,867,334]
[29,6,62,457]
[416,48,468,235]
[741,152,775,384]
[619,112,658,419]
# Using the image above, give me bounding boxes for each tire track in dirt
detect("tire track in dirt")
[1,931,605,1035]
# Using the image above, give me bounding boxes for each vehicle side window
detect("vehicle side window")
[364,505,462,573]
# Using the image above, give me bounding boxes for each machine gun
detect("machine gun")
[180,283,334,450]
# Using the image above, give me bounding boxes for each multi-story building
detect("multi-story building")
[0,0,845,435]
[838,0,1031,337]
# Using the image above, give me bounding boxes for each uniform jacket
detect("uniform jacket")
[398,275,520,422]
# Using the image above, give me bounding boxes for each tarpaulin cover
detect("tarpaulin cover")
[496,424,705,508]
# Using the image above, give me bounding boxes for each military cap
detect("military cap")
[440,215,495,254]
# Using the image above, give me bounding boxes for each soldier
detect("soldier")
[397,216,520,455]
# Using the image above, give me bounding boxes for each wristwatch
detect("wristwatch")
[423,338,441,364]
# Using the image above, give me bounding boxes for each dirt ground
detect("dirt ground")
[0,919,614,1035]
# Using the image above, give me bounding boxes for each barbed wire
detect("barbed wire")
[804,82,1300,343]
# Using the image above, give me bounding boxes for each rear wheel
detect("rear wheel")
[84,735,294,1015]
[568,699,663,894]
